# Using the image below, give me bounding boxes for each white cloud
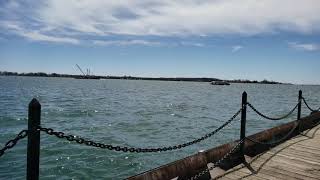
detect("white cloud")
[0,21,79,44]
[92,40,162,46]
[21,31,79,44]
[180,41,205,47]
[1,0,320,43]
[34,0,320,36]
[288,42,320,51]
[93,40,206,47]
[232,45,243,52]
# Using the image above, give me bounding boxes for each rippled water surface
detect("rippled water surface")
[0,76,319,179]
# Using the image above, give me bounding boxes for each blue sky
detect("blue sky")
[0,0,320,84]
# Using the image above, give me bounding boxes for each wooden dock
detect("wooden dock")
[213,124,320,180]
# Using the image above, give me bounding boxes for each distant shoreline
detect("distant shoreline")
[0,71,286,84]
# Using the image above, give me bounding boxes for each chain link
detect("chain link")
[302,97,320,112]
[188,139,244,180]
[38,108,241,153]
[0,130,28,157]
[247,101,299,121]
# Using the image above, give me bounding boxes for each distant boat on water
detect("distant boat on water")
[210,81,230,85]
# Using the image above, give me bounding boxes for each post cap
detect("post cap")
[29,98,41,108]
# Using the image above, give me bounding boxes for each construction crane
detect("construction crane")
[76,64,87,77]
[74,64,100,79]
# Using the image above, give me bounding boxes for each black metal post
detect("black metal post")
[296,90,302,133]
[27,98,41,180]
[240,91,247,158]
[298,90,302,120]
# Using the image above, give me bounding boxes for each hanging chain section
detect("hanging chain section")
[247,101,299,121]
[0,130,28,157]
[38,108,241,153]
[246,121,299,146]
[188,139,244,180]
[302,97,320,112]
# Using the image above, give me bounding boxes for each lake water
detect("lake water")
[0,76,319,179]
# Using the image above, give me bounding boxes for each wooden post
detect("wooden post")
[27,98,41,180]
[298,90,302,120]
[240,91,247,158]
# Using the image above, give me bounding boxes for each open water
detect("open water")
[0,76,319,179]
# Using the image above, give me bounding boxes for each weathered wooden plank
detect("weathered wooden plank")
[267,153,320,166]
[253,167,311,180]
[247,161,319,180]
[219,159,284,180]
[282,144,320,154]
[229,169,269,180]
[221,172,246,180]
[278,148,320,159]
[236,167,287,180]
[294,143,320,151]
[266,149,320,162]
[222,171,255,180]
[254,147,320,169]
[208,163,225,179]
[251,155,320,177]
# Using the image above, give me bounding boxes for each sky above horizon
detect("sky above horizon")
[0,0,320,84]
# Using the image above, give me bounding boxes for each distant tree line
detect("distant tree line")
[227,79,281,84]
[0,71,100,79]
[0,71,283,84]
[105,75,222,82]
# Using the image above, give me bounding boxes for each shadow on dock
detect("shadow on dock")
[214,123,320,179]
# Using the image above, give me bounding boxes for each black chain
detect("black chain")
[188,139,244,180]
[38,108,241,153]
[246,121,299,146]
[0,130,28,157]
[247,101,299,121]
[302,97,320,112]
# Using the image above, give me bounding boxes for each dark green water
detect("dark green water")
[0,76,319,179]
